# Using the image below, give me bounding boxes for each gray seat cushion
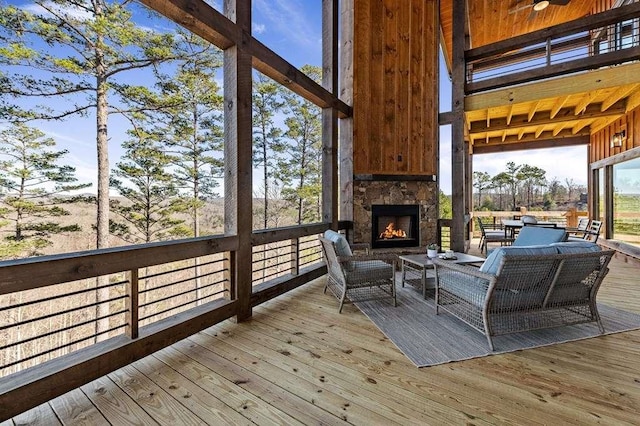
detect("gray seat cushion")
[324,230,352,257]
[346,260,393,284]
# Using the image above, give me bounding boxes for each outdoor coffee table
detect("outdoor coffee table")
[399,252,485,299]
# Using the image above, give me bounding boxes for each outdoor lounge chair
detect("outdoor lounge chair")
[319,230,397,313]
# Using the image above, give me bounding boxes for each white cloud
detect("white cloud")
[252,23,266,34]
[253,0,318,48]
[22,1,93,21]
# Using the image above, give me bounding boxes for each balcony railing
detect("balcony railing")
[466,2,640,93]
[0,222,331,420]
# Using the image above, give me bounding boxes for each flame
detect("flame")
[379,222,407,239]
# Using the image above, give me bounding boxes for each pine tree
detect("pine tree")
[278,65,323,225]
[0,123,91,258]
[253,73,286,229]
[109,133,190,244]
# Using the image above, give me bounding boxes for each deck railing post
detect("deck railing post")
[126,268,139,339]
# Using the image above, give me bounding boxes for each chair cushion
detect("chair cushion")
[521,215,537,224]
[479,245,557,276]
[551,241,601,254]
[512,226,566,247]
[324,230,352,257]
[346,260,393,284]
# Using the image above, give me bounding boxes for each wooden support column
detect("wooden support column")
[224,0,252,322]
[125,268,139,339]
[323,0,339,228]
[451,0,467,252]
[339,0,354,225]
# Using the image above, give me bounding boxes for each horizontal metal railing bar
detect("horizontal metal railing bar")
[0,307,127,353]
[140,257,227,280]
[140,269,227,294]
[251,223,329,246]
[252,252,291,264]
[252,261,290,274]
[0,234,238,295]
[299,259,321,268]
[0,293,128,332]
[139,289,227,322]
[1,323,126,372]
[0,279,127,314]
[252,243,289,253]
[470,34,591,73]
[254,269,290,282]
[467,46,640,94]
[139,282,227,311]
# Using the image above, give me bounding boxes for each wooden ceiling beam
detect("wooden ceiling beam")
[625,89,640,113]
[528,101,541,122]
[601,84,639,112]
[465,62,640,111]
[574,91,598,115]
[473,134,591,155]
[139,0,352,118]
[552,125,564,137]
[572,120,591,135]
[550,96,570,119]
[468,100,625,134]
[507,104,514,125]
[591,115,624,134]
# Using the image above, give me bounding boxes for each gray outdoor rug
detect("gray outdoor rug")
[355,284,640,367]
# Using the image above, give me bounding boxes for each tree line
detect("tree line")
[473,161,587,211]
[0,1,323,260]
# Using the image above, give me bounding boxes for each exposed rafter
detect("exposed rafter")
[574,91,597,115]
[468,101,625,134]
[550,95,570,119]
[601,84,639,112]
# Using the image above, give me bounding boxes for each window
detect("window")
[613,157,640,247]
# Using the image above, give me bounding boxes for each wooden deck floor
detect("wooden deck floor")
[7,248,640,425]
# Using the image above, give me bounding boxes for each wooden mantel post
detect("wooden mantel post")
[451,0,468,252]
[224,0,252,321]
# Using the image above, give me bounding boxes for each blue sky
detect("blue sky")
[2,0,587,196]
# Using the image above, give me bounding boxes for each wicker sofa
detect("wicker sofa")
[432,242,615,351]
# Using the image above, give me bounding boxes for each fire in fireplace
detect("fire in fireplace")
[371,204,420,249]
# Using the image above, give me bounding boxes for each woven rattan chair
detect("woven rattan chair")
[433,245,615,351]
[319,230,397,313]
[476,216,512,254]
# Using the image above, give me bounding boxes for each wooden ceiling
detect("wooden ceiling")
[440,0,640,153]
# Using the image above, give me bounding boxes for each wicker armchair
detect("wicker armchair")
[319,230,397,313]
[433,244,615,351]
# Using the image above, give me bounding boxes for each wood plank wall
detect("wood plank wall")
[353,0,438,175]
[588,0,640,163]
[590,105,640,162]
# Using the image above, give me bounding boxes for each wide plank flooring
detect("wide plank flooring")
[8,247,640,425]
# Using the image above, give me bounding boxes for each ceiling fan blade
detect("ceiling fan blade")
[509,3,532,14]
[549,0,571,5]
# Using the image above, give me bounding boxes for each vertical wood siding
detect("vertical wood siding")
[353,0,438,175]
[590,107,640,163]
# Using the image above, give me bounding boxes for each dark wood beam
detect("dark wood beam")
[322,0,339,228]
[472,134,590,154]
[223,0,252,322]
[466,2,640,61]
[451,0,467,252]
[439,111,454,125]
[467,46,640,94]
[140,0,351,118]
[469,101,626,134]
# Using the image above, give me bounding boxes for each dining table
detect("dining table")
[501,219,558,238]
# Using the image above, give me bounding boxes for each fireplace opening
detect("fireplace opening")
[371,204,420,249]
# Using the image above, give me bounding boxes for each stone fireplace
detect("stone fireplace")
[352,178,438,250]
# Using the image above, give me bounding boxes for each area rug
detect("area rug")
[355,284,640,367]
